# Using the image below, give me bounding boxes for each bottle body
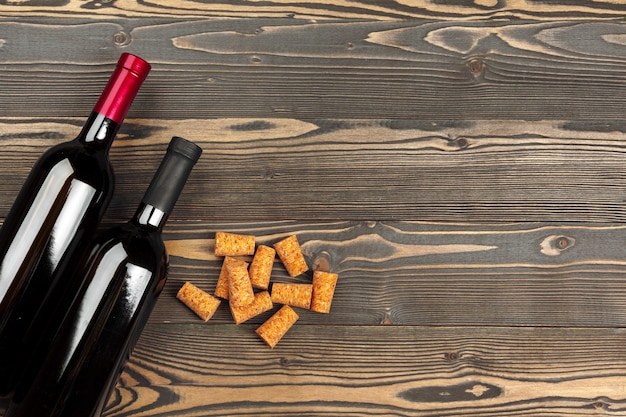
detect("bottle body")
[0,54,151,397]
[7,221,168,417]
[0,116,116,395]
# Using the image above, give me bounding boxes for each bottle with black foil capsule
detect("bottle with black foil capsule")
[5,136,202,417]
[0,53,151,397]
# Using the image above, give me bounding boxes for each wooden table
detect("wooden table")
[2,2,626,416]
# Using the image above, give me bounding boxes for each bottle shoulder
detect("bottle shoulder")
[35,139,114,188]
[43,139,110,165]
[93,223,167,270]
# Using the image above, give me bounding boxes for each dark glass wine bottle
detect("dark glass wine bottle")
[0,53,151,397]
[5,136,202,417]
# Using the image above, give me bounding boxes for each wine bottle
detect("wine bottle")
[0,53,151,397]
[5,136,202,417]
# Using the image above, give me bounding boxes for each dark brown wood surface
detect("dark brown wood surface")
[3,2,626,416]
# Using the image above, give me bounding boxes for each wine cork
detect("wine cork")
[310,270,338,313]
[226,257,255,307]
[230,291,273,325]
[273,235,308,278]
[255,305,299,348]
[270,282,312,310]
[249,245,276,290]
[214,231,255,257]
[176,282,221,322]
[214,256,240,300]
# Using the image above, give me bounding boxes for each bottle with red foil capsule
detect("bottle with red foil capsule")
[0,53,151,397]
[5,136,202,417]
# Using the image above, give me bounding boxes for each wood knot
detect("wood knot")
[311,251,331,272]
[540,234,575,256]
[467,58,484,77]
[594,401,606,409]
[365,221,377,229]
[447,136,470,150]
[113,31,130,46]
[263,168,275,180]
[590,398,611,410]
[380,309,394,325]
[280,356,301,367]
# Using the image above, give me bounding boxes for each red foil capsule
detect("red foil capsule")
[93,53,151,124]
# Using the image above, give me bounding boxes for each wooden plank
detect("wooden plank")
[99,325,626,415]
[9,324,624,416]
[3,325,626,415]
[1,118,626,223]
[148,220,626,327]
[2,19,626,119]
[3,0,626,20]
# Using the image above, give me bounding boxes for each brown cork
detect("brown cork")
[176,282,221,322]
[226,257,255,307]
[214,256,240,300]
[230,291,273,325]
[249,245,276,290]
[270,282,313,310]
[310,270,338,313]
[273,235,308,278]
[255,305,299,348]
[214,231,255,257]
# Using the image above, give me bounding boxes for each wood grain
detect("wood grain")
[5,325,626,416]
[2,117,626,223]
[152,220,626,328]
[2,19,626,120]
[3,5,626,417]
[102,324,626,416]
[3,0,626,20]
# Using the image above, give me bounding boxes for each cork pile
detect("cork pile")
[176,232,339,348]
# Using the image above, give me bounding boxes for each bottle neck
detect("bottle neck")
[131,203,169,231]
[93,53,151,125]
[76,112,120,150]
[130,137,202,232]
[76,54,150,151]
